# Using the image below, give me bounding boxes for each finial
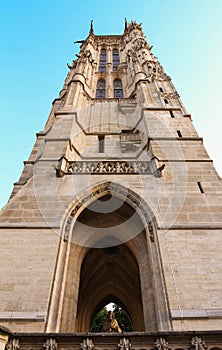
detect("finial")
[124,18,128,31]
[90,19,94,34]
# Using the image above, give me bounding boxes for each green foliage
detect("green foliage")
[91,307,107,332]
[113,304,133,331]
[90,304,133,332]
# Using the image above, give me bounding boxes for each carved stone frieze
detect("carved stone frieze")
[80,338,94,350]
[6,339,20,350]
[153,337,170,350]
[60,160,153,175]
[190,336,207,350]
[42,338,57,350]
[118,338,131,350]
[55,156,165,178]
[96,37,122,47]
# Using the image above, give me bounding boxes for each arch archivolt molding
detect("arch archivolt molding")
[62,181,156,243]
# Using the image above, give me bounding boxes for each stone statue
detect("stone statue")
[102,311,122,332]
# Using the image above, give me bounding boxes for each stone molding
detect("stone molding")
[0,312,46,321]
[171,309,222,319]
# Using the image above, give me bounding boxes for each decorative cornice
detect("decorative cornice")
[55,159,165,178]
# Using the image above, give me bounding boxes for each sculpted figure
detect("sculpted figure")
[102,311,122,332]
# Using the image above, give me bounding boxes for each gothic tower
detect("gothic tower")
[1,20,222,349]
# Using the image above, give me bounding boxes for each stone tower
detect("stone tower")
[1,20,222,349]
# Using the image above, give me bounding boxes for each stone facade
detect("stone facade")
[0,20,222,346]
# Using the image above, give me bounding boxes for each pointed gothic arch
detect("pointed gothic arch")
[45,182,171,333]
[76,243,143,331]
[90,295,132,331]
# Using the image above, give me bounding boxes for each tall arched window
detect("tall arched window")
[114,79,123,98]
[112,48,120,71]
[99,49,106,72]
[96,79,106,98]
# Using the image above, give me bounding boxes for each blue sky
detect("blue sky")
[0,0,222,208]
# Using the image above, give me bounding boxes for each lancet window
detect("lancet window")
[114,79,123,98]
[99,49,107,72]
[112,48,120,71]
[96,79,106,98]
[98,135,105,153]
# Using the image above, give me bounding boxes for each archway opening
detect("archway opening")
[91,303,132,332]
[70,194,145,248]
[53,186,170,333]
[75,243,145,332]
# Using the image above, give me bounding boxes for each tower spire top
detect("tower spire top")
[90,19,94,34]
[124,17,128,31]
